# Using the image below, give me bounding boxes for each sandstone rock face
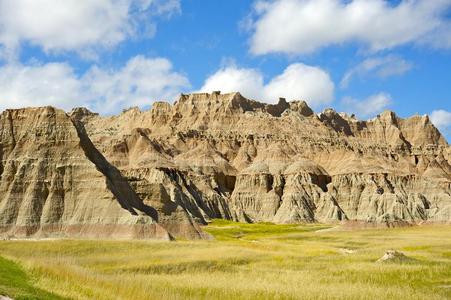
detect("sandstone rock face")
[1,92,450,239]
[0,107,202,239]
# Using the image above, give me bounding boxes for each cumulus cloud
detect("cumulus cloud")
[264,64,335,105]
[0,0,180,59]
[199,63,334,107]
[200,66,264,101]
[341,55,413,88]
[430,110,451,134]
[341,92,392,118]
[0,62,84,111]
[0,56,190,114]
[85,56,190,112]
[248,0,451,55]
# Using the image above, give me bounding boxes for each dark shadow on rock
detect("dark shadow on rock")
[70,117,159,221]
[319,109,353,136]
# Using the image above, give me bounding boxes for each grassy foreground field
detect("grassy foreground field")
[0,221,450,300]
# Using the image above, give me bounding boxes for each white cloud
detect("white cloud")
[85,55,190,112]
[0,56,190,114]
[200,66,264,101]
[341,55,413,88]
[248,0,451,55]
[430,110,451,134]
[199,63,334,107]
[264,64,334,105]
[419,23,451,49]
[0,0,180,59]
[0,62,84,111]
[341,92,392,118]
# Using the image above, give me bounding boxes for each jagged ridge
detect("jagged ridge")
[1,92,450,240]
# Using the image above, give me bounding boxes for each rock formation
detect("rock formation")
[377,250,413,263]
[1,92,450,239]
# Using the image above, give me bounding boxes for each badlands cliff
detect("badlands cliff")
[1,92,450,239]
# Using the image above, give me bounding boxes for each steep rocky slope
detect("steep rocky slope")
[1,92,450,239]
[0,107,203,239]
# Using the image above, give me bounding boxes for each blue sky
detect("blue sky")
[0,0,451,140]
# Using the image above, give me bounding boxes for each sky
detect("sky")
[0,0,450,140]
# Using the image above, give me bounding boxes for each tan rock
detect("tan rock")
[1,92,450,239]
[377,250,413,263]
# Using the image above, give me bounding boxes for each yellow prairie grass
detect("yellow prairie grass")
[0,221,450,299]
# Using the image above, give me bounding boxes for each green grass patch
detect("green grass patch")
[203,218,331,241]
[0,256,65,300]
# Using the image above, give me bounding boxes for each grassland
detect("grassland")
[0,221,450,299]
